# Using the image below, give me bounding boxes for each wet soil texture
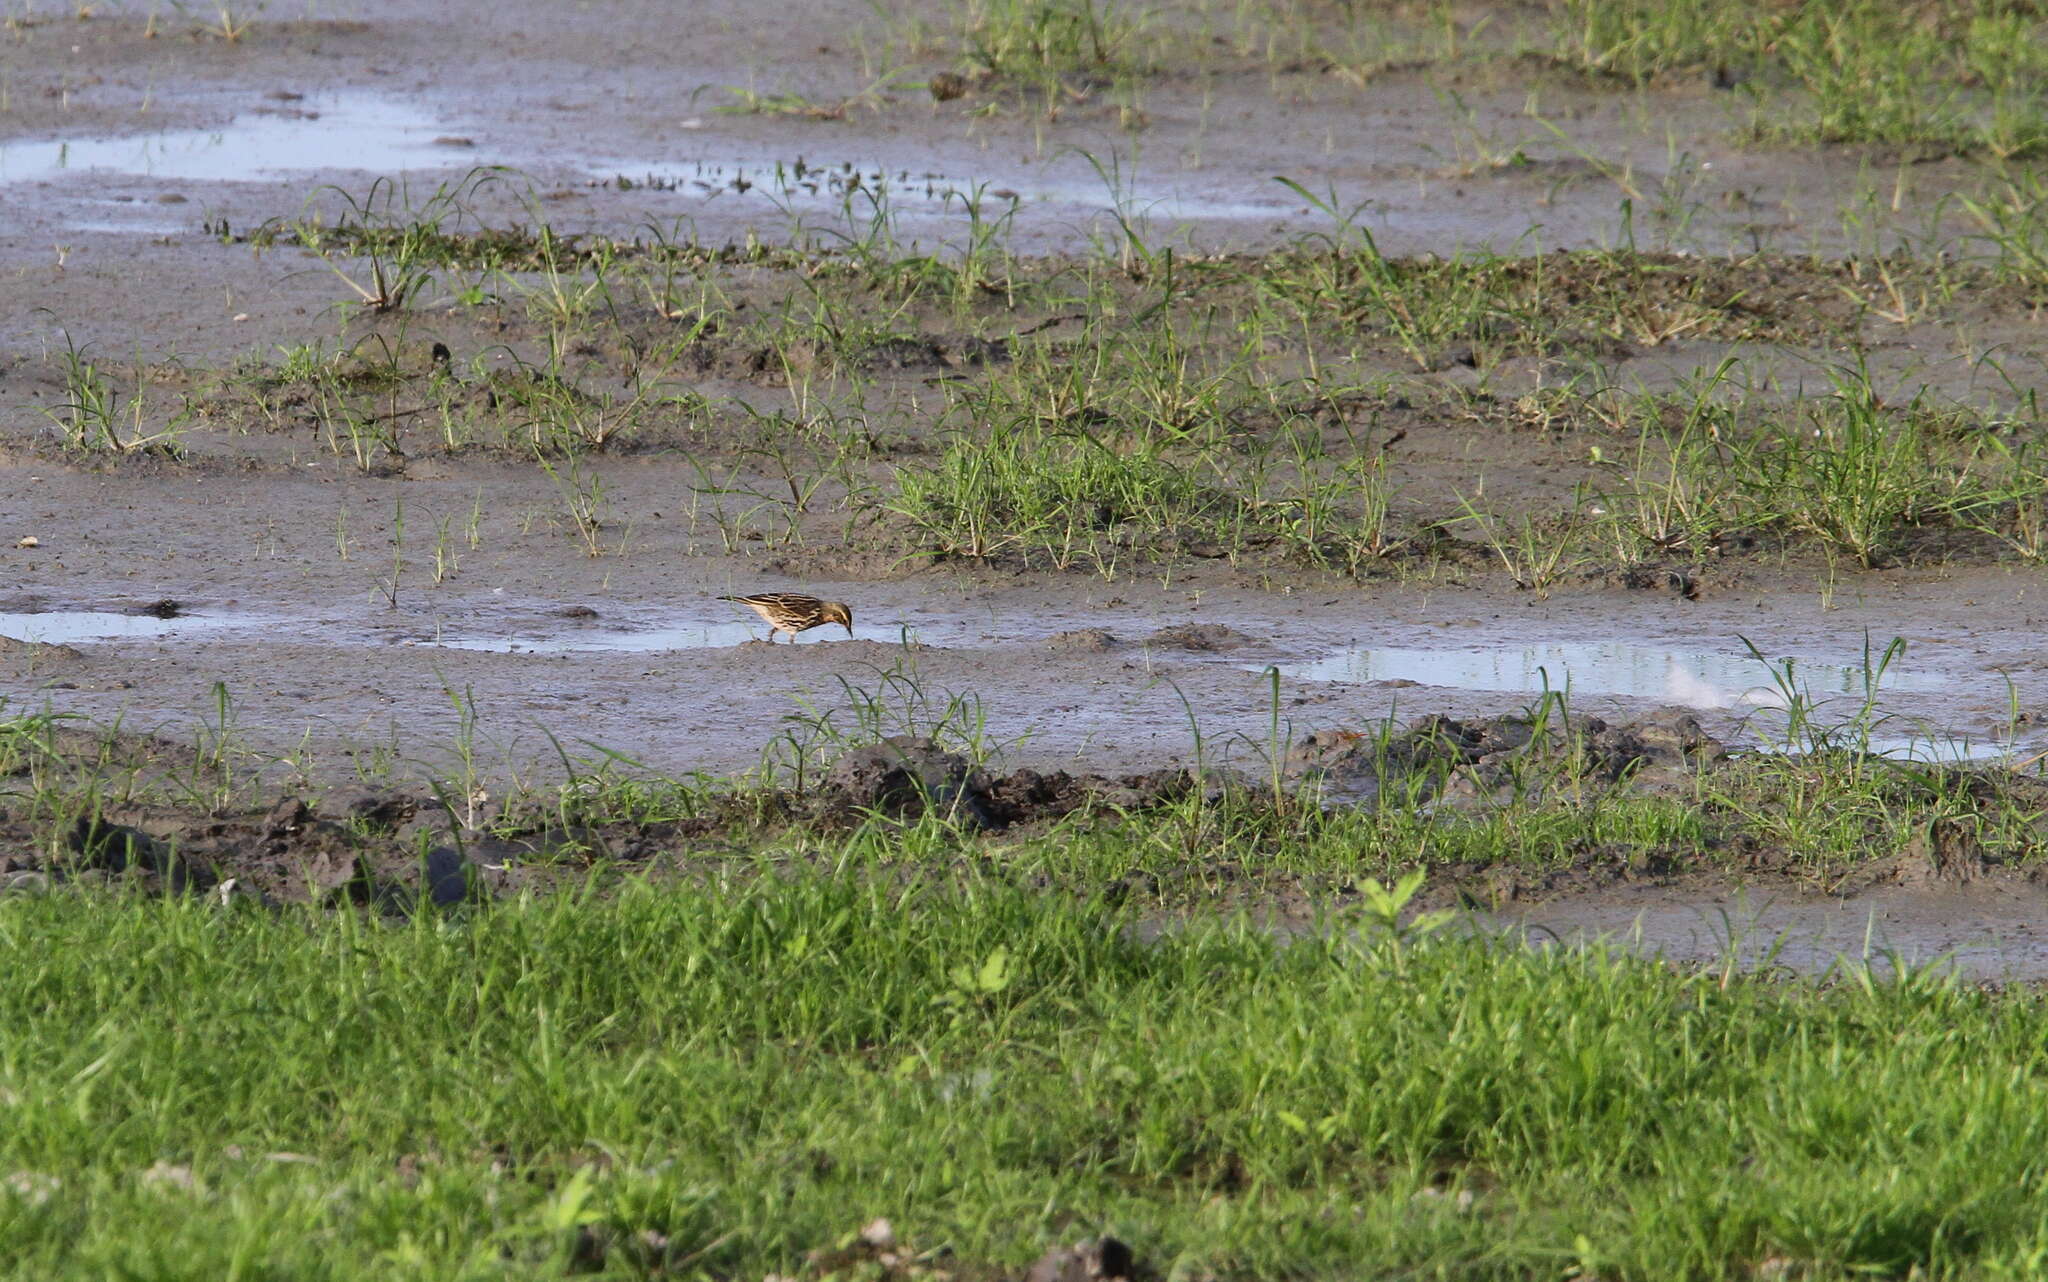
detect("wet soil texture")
[5,0,2048,969]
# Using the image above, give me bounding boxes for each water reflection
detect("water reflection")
[0,93,452,185]
[1272,640,1948,706]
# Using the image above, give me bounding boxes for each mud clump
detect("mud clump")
[823,736,995,829]
[818,737,1194,829]
[1584,708,1725,773]
[0,728,1201,905]
[1046,628,1118,653]
[1288,707,1726,804]
[320,784,429,829]
[68,814,209,893]
[1602,567,1703,600]
[1871,817,1992,889]
[0,768,457,906]
[1146,623,1256,652]
[0,634,84,664]
[983,766,1193,823]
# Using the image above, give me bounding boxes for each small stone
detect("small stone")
[423,847,474,906]
[2,1172,58,1206]
[263,797,310,839]
[14,536,36,548]
[304,847,368,900]
[1024,1237,1135,1282]
[859,1217,895,1250]
[138,1161,197,1192]
[0,872,50,896]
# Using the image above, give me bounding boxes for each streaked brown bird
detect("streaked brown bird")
[719,592,855,643]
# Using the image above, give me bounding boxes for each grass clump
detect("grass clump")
[8,875,2048,1277]
[1589,363,2041,570]
[1550,0,2048,155]
[37,334,186,458]
[882,324,1402,574]
[960,0,1147,82]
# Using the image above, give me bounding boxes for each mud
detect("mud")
[0,721,1200,906]
[5,536,2041,781]
[1476,879,2048,984]
[6,0,2048,968]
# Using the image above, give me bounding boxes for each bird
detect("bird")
[719,592,855,643]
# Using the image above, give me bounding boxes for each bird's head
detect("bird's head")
[821,601,855,635]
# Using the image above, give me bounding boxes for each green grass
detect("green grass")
[6,875,2048,1278]
[1548,0,2048,156]
[1587,360,2036,569]
[870,0,2048,154]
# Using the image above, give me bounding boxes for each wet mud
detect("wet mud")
[6,0,2048,973]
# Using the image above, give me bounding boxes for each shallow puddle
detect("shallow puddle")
[412,614,944,654]
[0,610,241,644]
[1273,640,1951,706]
[595,153,1296,225]
[423,619,786,653]
[1852,734,2022,763]
[595,157,974,212]
[1482,886,2048,982]
[0,93,454,185]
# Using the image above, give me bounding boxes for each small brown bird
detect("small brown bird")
[719,592,855,643]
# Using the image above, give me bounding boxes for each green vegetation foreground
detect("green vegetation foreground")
[0,875,2044,1280]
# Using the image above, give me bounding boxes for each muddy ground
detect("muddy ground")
[6,0,2048,972]
[11,707,2048,983]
